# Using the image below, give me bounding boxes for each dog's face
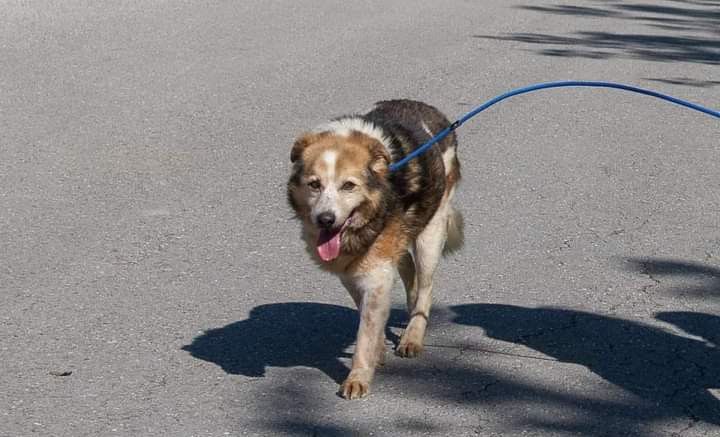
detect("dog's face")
[287,131,390,262]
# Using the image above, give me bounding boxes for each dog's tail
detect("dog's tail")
[443,206,464,256]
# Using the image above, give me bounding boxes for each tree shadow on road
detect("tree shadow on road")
[626,257,720,298]
[644,77,720,88]
[450,303,720,429]
[473,1,720,66]
[183,276,720,433]
[183,299,720,435]
[658,311,720,346]
[182,302,405,384]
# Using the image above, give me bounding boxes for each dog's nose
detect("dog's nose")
[316,212,336,229]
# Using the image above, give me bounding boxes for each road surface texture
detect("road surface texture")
[2,1,719,436]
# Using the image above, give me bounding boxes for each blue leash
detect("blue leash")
[388,80,720,172]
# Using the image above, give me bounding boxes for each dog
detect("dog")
[287,99,463,399]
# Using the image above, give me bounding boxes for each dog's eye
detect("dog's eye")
[341,181,357,191]
[308,180,322,191]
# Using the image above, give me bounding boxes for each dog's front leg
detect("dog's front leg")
[339,263,393,399]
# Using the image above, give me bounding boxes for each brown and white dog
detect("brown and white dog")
[287,100,463,399]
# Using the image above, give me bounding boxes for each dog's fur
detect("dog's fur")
[287,100,462,399]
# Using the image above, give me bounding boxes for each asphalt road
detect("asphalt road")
[2,1,719,436]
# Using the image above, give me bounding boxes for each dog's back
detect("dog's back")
[364,100,461,243]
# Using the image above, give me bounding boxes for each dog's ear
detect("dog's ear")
[368,141,391,176]
[290,133,320,163]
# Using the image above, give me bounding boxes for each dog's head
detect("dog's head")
[287,123,391,262]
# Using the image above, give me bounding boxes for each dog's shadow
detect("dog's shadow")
[182,302,405,384]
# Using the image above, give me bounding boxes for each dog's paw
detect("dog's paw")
[340,371,371,400]
[396,341,423,358]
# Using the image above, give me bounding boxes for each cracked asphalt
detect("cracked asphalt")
[2,1,719,436]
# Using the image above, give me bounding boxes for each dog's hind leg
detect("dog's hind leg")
[397,195,451,358]
[398,251,417,310]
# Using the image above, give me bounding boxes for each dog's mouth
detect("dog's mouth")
[316,213,354,262]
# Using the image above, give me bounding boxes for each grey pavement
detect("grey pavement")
[2,1,719,436]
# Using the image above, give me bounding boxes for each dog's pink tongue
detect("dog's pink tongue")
[317,229,342,262]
